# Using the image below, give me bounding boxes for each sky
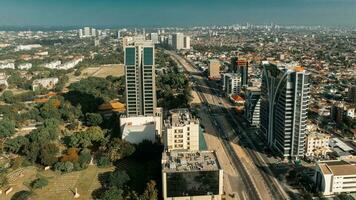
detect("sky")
[0,0,355,27]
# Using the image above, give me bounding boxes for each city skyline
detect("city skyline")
[0,0,355,27]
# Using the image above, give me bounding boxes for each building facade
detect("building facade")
[164,109,199,151]
[162,151,224,200]
[172,33,184,50]
[244,87,261,127]
[305,133,330,157]
[223,73,241,96]
[260,62,309,159]
[315,160,356,196]
[209,59,221,79]
[124,38,156,116]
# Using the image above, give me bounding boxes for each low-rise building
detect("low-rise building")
[162,150,224,200]
[305,133,331,157]
[164,109,199,151]
[0,61,15,69]
[120,108,163,144]
[315,160,356,196]
[17,63,32,70]
[32,78,59,91]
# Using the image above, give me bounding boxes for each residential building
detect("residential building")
[42,61,61,69]
[15,44,42,51]
[149,33,159,44]
[183,36,191,50]
[209,59,221,79]
[331,102,355,123]
[32,78,59,91]
[124,37,156,116]
[244,87,261,127]
[260,62,310,159]
[305,133,330,157]
[223,73,241,96]
[17,63,32,70]
[0,62,15,69]
[315,160,356,196]
[172,33,184,50]
[164,109,199,151]
[162,150,224,200]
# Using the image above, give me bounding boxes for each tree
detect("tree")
[60,148,79,162]
[106,138,135,162]
[86,113,103,126]
[11,190,33,200]
[5,136,29,153]
[68,126,104,148]
[39,143,59,166]
[97,155,111,167]
[31,177,49,189]
[100,186,124,200]
[107,170,130,188]
[54,161,74,172]
[0,119,16,138]
[335,193,355,200]
[140,180,158,200]
[1,90,15,104]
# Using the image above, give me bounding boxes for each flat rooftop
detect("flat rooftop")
[165,108,198,128]
[162,150,220,173]
[319,160,356,176]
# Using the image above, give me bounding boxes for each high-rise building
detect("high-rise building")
[149,33,159,44]
[172,33,184,50]
[223,73,241,96]
[349,85,356,103]
[167,35,173,47]
[83,27,91,37]
[164,109,199,151]
[91,28,96,37]
[237,60,248,87]
[260,62,309,159]
[124,37,156,116]
[230,57,238,73]
[78,29,83,38]
[244,87,261,127]
[209,59,221,79]
[183,36,191,50]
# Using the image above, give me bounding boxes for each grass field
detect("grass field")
[4,165,114,200]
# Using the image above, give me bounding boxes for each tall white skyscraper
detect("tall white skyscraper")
[260,62,309,159]
[124,37,156,116]
[183,36,191,49]
[172,33,184,50]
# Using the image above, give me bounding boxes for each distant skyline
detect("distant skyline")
[0,0,355,27]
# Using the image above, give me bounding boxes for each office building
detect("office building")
[237,60,248,87]
[209,59,221,79]
[223,73,241,96]
[260,62,310,159]
[305,133,330,157]
[183,36,191,50]
[315,160,356,196]
[172,33,184,50]
[230,57,238,73]
[349,85,356,103]
[162,150,224,200]
[164,109,199,151]
[124,37,156,116]
[244,87,261,127]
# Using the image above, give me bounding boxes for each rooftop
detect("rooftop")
[319,160,356,176]
[162,150,220,173]
[165,108,198,128]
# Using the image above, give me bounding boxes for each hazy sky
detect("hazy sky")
[0,0,355,27]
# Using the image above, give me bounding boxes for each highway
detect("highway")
[167,50,289,200]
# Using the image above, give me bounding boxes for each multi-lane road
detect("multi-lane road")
[167,50,289,200]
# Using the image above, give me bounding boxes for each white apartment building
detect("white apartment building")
[315,160,356,196]
[32,78,59,91]
[0,62,15,69]
[15,44,42,51]
[305,133,331,157]
[223,73,241,96]
[42,61,61,69]
[183,36,191,50]
[17,63,32,70]
[172,33,184,50]
[164,109,199,151]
